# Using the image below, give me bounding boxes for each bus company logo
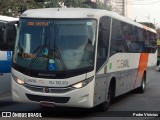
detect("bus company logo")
[43,87,50,93]
[24,78,37,83]
[117,59,129,68]
[24,78,44,85]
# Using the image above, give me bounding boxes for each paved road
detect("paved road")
[0,73,11,95]
[0,71,160,120]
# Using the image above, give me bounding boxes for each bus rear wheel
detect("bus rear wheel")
[137,74,146,93]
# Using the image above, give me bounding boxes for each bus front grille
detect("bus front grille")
[26,94,70,103]
[24,84,74,93]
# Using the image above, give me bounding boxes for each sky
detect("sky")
[128,0,160,28]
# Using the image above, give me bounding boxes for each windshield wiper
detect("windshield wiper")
[28,44,48,75]
[53,47,70,77]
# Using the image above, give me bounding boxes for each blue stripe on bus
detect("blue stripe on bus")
[0,60,11,73]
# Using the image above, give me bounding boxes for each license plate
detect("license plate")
[40,101,55,108]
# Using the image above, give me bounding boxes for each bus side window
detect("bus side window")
[0,23,5,50]
[96,16,111,71]
[110,19,124,56]
[5,25,16,51]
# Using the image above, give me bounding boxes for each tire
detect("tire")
[137,75,146,93]
[97,85,112,112]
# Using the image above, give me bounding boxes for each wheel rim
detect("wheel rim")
[142,79,145,90]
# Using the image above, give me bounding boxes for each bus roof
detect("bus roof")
[21,8,156,33]
[0,15,19,23]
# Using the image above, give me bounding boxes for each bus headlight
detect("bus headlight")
[72,76,93,89]
[12,74,25,85]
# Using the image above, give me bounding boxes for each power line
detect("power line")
[127,3,160,6]
[127,0,160,5]
[112,0,160,5]
[128,0,160,2]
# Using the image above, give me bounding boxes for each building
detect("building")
[88,0,131,17]
[104,0,131,17]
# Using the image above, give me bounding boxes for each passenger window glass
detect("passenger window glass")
[0,23,5,49]
[110,19,126,56]
[5,25,16,50]
[110,19,157,55]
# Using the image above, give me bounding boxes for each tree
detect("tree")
[97,1,111,10]
[61,0,89,8]
[43,0,60,8]
[0,0,19,16]
[0,0,112,17]
[139,22,156,29]
[0,0,42,17]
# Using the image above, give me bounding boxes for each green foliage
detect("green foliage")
[0,0,111,17]
[97,1,111,10]
[61,0,89,8]
[44,0,60,8]
[0,0,41,16]
[63,0,78,7]
[139,22,156,29]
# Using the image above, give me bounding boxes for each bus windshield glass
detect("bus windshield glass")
[13,19,97,78]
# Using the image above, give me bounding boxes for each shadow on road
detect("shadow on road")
[0,101,17,108]
[39,106,94,118]
[36,92,136,118]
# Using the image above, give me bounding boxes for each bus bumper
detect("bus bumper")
[12,77,94,108]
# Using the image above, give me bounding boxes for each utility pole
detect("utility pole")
[154,18,156,29]
[122,0,125,16]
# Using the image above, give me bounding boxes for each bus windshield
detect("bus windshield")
[13,19,97,78]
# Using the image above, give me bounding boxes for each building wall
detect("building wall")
[92,0,131,17]
[104,0,131,17]
[126,0,132,18]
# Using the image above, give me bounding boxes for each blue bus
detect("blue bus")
[0,15,18,96]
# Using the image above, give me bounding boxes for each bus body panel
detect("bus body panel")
[94,73,112,106]
[12,68,90,87]
[0,51,12,73]
[12,68,95,108]
[0,15,18,22]
[94,51,157,106]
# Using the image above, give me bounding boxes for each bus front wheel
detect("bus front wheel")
[97,84,112,112]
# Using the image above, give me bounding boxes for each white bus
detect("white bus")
[0,15,18,96]
[12,8,157,111]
